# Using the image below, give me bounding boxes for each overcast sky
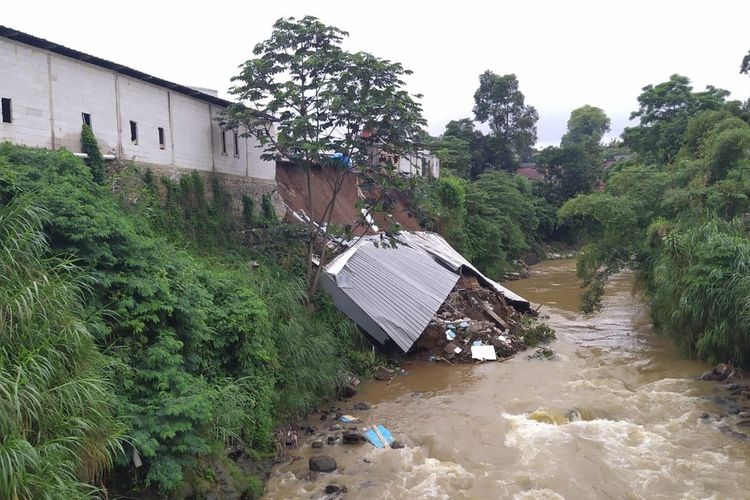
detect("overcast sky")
[5,1,749,146]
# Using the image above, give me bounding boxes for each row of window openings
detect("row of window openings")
[83,113,164,150]
[85,114,240,156]
[2,100,238,157]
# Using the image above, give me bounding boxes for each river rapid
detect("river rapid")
[263,259,750,499]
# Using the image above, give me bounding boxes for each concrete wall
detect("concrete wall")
[50,54,119,154]
[368,145,440,178]
[118,74,172,164]
[0,35,276,184]
[0,38,52,148]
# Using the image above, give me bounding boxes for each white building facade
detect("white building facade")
[0,26,275,182]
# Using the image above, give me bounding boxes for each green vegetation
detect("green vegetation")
[559,72,750,366]
[222,16,425,294]
[407,171,554,279]
[0,195,124,499]
[80,123,105,183]
[0,143,375,497]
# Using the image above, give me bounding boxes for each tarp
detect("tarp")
[320,231,530,353]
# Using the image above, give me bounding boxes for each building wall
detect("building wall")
[118,74,172,165]
[0,37,52,148]
[0,36,275,183]
[50,53,119,154]
[366,144,440,178]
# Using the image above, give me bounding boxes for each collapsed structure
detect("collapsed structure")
[319,231,532,357]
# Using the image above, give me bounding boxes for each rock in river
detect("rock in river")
[342,431,362,444]
[309,455,337,472]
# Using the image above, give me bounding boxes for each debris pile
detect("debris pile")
[415,274,533,363]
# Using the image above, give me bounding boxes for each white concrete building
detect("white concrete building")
[0,26,275,182]
[368,144,440,178]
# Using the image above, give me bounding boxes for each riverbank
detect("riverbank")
[263,259,750,499]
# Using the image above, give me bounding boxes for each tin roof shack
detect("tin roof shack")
[319,231,533,361]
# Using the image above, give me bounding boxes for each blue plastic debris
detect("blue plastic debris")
[447,324,456,330]
[364,425,395,448]
[446,330,456,341]
[472,340,483,346]
[459,321,470,329]
[330,152,353,169]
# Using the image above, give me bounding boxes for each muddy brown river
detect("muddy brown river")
[264,259,750,499]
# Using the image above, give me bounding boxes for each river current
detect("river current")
[263,259,750,499]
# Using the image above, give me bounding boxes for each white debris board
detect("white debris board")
[471,345,497,361]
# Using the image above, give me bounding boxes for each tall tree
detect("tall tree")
[741,49,750,75]
[561,105,611,150]
[222,16,425,293]
[472,71,538,172]
[622,74,729,163]
[435,118,490,178]
[538,106,610,203]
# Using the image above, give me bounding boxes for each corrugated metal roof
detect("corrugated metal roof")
[322,231,530,352]
[397,232,530,306]
[323,239,459,352]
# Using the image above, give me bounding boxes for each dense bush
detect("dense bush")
[0,143,374,495]
[410,171,554,279]
[559,105,750,365]
[0,194,124,498]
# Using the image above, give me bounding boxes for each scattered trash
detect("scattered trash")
[471,345,497,361]
[413,274,545,363]
[339,415,359,423]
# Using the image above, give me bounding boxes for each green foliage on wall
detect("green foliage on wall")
[80,123,106,183]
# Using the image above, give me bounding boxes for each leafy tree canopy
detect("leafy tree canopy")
[472,71,538,172]
[561,105,611,150]
[223,15,425,168]
[622,74,729,163]
[222,16,426,293]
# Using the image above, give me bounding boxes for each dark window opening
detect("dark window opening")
[82,112,91,127]
[233,131,239,157]
[1,98,12,123]
[130,121,138,145]
[158,127,165,149]
[221,130,227,155]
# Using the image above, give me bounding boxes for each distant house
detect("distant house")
[516,162,544,180]
[365,136,440,178]
[0,25,275,186]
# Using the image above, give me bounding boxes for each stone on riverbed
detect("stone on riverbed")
[342,431,363,444]
[325,484,347,494]
[309,455,337,472]
[700,363,735,381]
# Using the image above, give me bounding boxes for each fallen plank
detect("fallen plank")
[481,302,509,331]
